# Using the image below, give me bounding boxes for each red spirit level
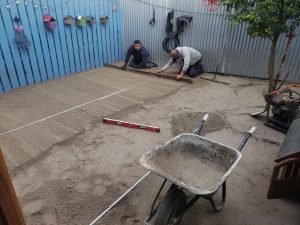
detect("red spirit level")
[102,118,160,133]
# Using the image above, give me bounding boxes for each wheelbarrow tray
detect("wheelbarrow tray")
[140,133,242,195]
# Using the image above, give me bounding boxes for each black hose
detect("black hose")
[162,36,179,53]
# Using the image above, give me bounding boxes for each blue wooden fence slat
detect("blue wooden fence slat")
[51,0,70,76]
[0,13,21,88]
[58,0,74,74]
[112,1,119,61]
[0,79,4,93]
[103,1,111,64]
[9,4,35,85]
[65,0,81,73]
[99,2,108,64]
[107,1,116,63]
[0,48,12,91]
[25,2,48,82]
[86,0,96,68]
[78,0,91,70]
[0,0,123,94]
[18,3,42,83]
[72,0,86,71]
[94,0,103,67]
[45,0,65,77]
[116,0,123,61]
[39,0,60,78]
[104,1,114,63]
[34,0,54,79]
[46,0,66,77]
[32,2,54,79]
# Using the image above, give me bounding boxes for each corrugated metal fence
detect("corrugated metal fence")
[0,0,122,93]
[121,0,300,82]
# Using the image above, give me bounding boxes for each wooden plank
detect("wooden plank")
[52,0,71,75]
[72,0,86,71]
[276,118,300,163]
[104,63,193,84]
[93,0,104,67]
[0,149,26,225]
[66,0,81,72]
[17,3,42,83]
[30,0,54,79]
[9,4,35,85]
[0,8,22,88]
[25,1,48,82]
[0,48,12,91]
[267,158,300,199]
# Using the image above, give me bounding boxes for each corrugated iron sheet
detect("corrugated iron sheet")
[120,0,300,82]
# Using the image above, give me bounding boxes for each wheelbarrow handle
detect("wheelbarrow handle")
[194,114,209,135]
[237,126,256,152]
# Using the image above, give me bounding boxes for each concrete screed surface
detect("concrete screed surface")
[0,67,299,225]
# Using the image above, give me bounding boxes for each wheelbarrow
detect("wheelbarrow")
[141,114,256,225]
[89,114,255,225]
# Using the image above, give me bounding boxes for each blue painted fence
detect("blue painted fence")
[0,0,122,93]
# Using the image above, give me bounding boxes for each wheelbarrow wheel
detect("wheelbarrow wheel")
[154,187,186,225]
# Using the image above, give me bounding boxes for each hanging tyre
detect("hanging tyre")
[162,36,179,53]
[154,187,186,225]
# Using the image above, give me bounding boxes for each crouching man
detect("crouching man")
[121,40,151,70]
[158,46,204,80]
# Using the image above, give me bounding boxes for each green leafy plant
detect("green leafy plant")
[218,0,300,92]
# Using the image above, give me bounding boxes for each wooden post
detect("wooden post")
[0,148,26,225]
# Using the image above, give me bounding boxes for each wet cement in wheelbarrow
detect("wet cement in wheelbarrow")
[145,142,233,192]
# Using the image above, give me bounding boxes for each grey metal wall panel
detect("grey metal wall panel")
[121,0,300,82]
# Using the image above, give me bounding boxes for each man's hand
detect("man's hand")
[121,64,127,70]
[157,68,165,73]
[176,74,183,80]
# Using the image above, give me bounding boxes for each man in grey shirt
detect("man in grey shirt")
[158,46,204,80]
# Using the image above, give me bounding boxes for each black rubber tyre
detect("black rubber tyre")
[162,36,179,53]
[154,188,186,225]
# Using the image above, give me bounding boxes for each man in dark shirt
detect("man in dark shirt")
[121,40,150,70]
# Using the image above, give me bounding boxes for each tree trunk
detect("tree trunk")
[268,39,278,93]
[273,32,295,89]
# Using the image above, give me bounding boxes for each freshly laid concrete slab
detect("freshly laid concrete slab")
[0,67,299,225]
[0,67,185,169]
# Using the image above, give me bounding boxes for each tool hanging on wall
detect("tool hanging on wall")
[86,16,96,26]
[13,16,30,50]
[212,25,230,80]
[100,15,109,24]
[149,7,155,25]
[63,15,74,25]
[43,14,57,30]
[198,25,231,85]
[75,15,86,27]
[162,11,193,53]
[103,118,160,133]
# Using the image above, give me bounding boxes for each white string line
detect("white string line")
[0,87,136,136]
